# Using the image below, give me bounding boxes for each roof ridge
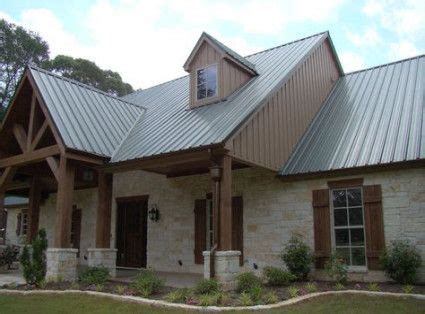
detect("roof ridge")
[245,31,328,58]
[28,64,146,110]
[344,54,425,76]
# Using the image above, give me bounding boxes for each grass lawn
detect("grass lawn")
[0,293,423,313]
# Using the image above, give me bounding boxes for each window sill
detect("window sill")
[347,266,368,273]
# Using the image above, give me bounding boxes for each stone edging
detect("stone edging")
[0,289,424,311]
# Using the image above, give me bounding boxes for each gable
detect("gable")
[226,38,341,170]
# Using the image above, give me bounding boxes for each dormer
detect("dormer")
[184,32,258,108]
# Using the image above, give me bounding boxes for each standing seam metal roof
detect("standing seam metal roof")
[29,66,145,157]
[279,55,425,176]
[114,32,328,162]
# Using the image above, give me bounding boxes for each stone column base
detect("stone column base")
[46,248,78,282]
[87,248,118,277]
[203,250,241,291]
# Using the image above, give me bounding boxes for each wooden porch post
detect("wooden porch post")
[0,192,5,244]
[28,176,41,242]
[54,156,75,248]
[218,155,232,250]
[95,171,113,248]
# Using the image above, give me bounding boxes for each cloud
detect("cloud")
[340,52,366,72]
[388,40,419,60]
[347,28,382,47]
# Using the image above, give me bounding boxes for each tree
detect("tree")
[0,19,49,110]
[20,229,48,286]
[44,55,133,96]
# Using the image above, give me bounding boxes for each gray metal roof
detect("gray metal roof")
[29,66,145,157]
[113,32,328,162]
[203,32,257,74]
[280,55,425,176]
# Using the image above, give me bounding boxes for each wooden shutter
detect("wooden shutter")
[363,185,385,270]
[312,189,331,269]
[0,209,7,244]
[232,196,243,266]
[16,213,22,236]
[194,199,207,264]
[71,207,82,257]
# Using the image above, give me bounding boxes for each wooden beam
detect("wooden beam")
[46,156,59,181]
[0,145,60,168]
[27,93,37,151]
[0,192,5,245]
[95,171,113,248]
[54,155,75,248]
[28,176,41,242]
[13,124,28,153]
[0,167,17,191]
[30,120,48,151]
[219,155,232,250]
[64,151,106,166]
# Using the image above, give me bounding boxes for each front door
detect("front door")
[116,197,148,268]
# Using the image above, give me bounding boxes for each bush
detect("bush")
[380,240,422,284]
[239,292,254,306]
[263,266,295,286]
[194,278,221,295]
[334,282,345,290]
[115,285,126,295]
[305,282,318,293]
[402,285,414,294]
[131,269,164,297]
[198,292,222,306]
[287,286,299,298]
[262,291,279,304]
[281,236,313,280]
[248,285,263,304]
[236,272,262,293]
[0,245,19,269]
[367,283,380,292]
[79,266,110,285]
[165,288,192,303]
[325,253,348,284]
[20,229,48,286]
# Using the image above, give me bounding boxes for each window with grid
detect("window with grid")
[332,188,366,267]
[197,64,217,100]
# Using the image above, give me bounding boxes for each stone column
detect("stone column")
[46,248,78,282]
[203,250,241,291]
[87,248,118,277]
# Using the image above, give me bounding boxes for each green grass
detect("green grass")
[0,293,423,313]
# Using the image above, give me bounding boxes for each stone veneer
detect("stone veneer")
[6,166,424,283]
[203,250,241,290]
[46,248,78,282]
[87,248,118,277]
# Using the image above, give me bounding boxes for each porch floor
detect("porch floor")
[113,269,203,288]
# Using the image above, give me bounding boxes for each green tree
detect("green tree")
[44,55,133,96]
[20,229,48,286]
[0,19,49,111]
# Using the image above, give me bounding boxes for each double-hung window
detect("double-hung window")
[331,187,366,268]
[197,64,217,100]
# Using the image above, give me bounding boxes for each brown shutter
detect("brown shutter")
[16,213,22,236]
[194,199,207,264]
[0,209,7,244]
[363,185,385,270]
[232,196,243,266]
[71,207,82,257]
[312,189,331,269]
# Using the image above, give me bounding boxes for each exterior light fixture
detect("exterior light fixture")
[209,165,222,181]
[148,204,160,222]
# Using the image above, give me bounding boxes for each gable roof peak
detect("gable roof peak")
[183,32,257,75]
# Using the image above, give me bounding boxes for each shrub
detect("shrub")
[95,284,104,292]
[165,288,192,303]
[334,282,345,290]
[79,266,110,285]
[115,285,126,295]
[0,245,19,269]
[367,283,380,292]
[70,282,80,290]
[287,286,299,298]
[236,272,262,293]
[402,285,414,294]
[380,240,422,284]
[263,266,295,286]
[239,292,254,306]
[305,282,318,293]
[131,269,164,297]
[325,253,348,284]
[198,292,222,306]
[281,236,313,280]
[20,229,48,286]
[248,285,263,304]
[262,291,279,304]
[194,278,221,295]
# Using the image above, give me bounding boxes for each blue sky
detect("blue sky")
[1,0,424,89]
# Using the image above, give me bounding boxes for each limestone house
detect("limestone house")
[0,31,423,285]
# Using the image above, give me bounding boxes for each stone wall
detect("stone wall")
[5,207,24,246]
[8,166,424,282]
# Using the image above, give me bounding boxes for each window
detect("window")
[197,64,217,100]
[331,188,366,267]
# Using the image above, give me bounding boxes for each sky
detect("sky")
[1,0,424,90]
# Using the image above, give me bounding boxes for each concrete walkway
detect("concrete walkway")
[114,269,203,288]
[0,269,25,286]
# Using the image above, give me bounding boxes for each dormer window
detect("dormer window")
[197,64,217,100]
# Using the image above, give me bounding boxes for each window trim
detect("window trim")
[196,63,218,101]
[330,187,368,271]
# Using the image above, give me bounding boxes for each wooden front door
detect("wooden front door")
[116,197,148,268]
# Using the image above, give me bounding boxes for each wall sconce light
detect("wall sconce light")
[148,204,160,222]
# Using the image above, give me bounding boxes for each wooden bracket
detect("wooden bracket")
[46,156,60,181]
[12,124,28,153]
